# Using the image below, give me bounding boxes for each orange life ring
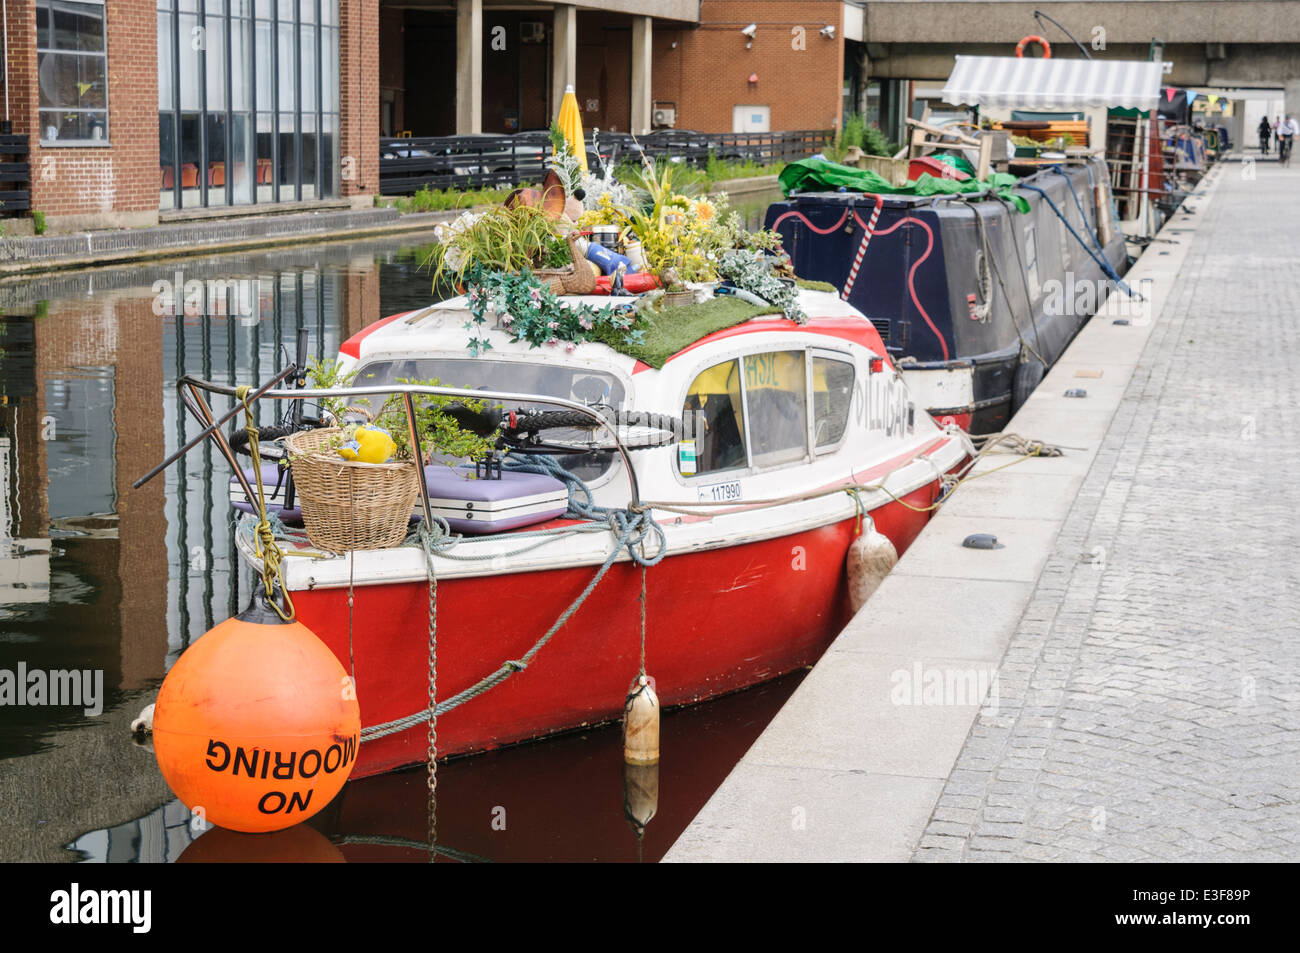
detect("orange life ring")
[1016,35,1051,58]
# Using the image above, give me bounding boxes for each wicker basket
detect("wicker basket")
[534,231,598,296]
[284,428,420,553]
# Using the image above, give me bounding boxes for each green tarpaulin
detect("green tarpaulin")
[778,158,1031,213]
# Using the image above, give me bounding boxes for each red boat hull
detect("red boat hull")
[295,481,940,778]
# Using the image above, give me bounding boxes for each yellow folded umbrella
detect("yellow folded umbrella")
[556,84,588,173]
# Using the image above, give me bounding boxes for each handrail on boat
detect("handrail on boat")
[137,374,643,530]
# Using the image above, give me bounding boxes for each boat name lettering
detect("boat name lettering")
[203,735,359,779]
[855,373,912,437]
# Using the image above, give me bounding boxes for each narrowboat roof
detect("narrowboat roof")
[340,288,890,372]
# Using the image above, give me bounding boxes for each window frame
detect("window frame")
[353,352,633,494]
[37,0,111,147]
[677,342,858,484]
[809,348,857,456]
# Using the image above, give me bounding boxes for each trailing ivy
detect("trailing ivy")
[716,249,807,323]
[463,265,643,356]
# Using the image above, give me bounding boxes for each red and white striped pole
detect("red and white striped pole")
[840,194,884,302]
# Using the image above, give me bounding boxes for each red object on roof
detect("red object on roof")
[909,156,971,182]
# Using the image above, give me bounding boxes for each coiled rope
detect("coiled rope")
[235,385,296,621]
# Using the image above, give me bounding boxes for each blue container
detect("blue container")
[585,242,638,275]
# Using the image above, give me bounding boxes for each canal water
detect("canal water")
[0,194,813,863]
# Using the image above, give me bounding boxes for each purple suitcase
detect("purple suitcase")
[421,466,569,534]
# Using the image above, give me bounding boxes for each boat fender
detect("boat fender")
[152,588,361,833]
[1012,358,1046,414]
[623,675,660,765]
[846,522,899,614]
[1016,35,1051,58]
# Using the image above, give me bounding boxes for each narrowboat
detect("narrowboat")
[222,288,968,778]
[765,157,1129,433]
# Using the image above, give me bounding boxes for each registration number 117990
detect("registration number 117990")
[697,481,743,503]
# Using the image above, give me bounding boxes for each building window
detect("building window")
[37,0,110,144]
[159,0,339,210]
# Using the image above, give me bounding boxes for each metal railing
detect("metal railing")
[135,367,644,525]
[0,134,31,216]
[378,128,833,196]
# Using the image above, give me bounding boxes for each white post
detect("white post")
[631,16,652,135]
[552,5,577,119]
[456,0,483,135]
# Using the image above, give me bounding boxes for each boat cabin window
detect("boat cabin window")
[355,358,626,481]
[812,356,855,450]
[682,359,747,475]
[743,351,807,467]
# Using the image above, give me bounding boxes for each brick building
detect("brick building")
[1,0,868,231]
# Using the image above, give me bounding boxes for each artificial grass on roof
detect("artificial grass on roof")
[590,295,781,369]
[795,278,837,293]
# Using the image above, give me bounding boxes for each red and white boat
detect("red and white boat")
[229,288,967,778]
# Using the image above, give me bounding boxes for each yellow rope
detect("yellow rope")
[236,385,296,622]
[638,432,1060,519]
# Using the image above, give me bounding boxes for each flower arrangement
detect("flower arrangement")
[578,157,788,291]
[425,204,572,290]
[463,264,644,356]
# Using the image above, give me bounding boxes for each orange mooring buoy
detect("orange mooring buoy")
[153,589,361,833]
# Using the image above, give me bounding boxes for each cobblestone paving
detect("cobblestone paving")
[913,164,1300,862]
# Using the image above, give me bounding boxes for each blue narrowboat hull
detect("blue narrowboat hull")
[766,157,1129,433]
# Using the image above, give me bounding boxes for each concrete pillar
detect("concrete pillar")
[1285,80,1300,123]
[456,0,483,135]
[552,5,577,119]
[631,16,652,136]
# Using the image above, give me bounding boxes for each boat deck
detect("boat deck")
[667,157,1300,862]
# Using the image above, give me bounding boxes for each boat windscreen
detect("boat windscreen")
[355,358,627,482]
[357,358,626,410]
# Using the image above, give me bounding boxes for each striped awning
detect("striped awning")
[942,56,1162,111]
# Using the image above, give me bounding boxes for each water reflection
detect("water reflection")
[69,671,803,863]
[0,188,792,863]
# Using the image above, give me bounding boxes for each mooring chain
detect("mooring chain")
[422,527,439,862]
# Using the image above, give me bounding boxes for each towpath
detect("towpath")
[665,158,1300,862]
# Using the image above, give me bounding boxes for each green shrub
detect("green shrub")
[32,210,47,235]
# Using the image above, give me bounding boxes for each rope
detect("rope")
[1018,182,1138,298]
[235,385,295,621]
[638,431,1062,518]
[960,199,1049,367]
[360,502,665,742]
[502,453,668,567]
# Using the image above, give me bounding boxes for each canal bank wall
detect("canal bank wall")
[0,176,781,279]
[663,164,1229,862]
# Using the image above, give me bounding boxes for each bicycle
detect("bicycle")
[1281,135,1294,168]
